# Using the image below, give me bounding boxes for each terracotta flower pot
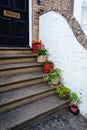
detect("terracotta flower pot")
[70,104,78,113]
[32,43,42,54]
[43,63,54,74]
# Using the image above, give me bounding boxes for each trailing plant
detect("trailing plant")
[44,68,60,85]
[56,85,71,98]
[37,49,47,56]
[70,92,81,105]
[69,91,82,114]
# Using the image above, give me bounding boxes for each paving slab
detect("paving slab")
[24,108,87,130]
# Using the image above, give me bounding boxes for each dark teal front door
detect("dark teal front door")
[0,0,29,47]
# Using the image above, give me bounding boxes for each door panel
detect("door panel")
[0,0,9,7]
[0,17,11,37]
[14,0,26,11]
[15,21,27,38]
[0,0,29,47]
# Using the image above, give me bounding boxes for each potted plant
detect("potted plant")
[44,68,61,86]
[43,60,54,74]
[37,48,47,62]
[56,85,71,99]
[32,40,44,54]
[69,92,81,114]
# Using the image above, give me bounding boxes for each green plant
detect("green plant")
[33,42,41,44]
[37,49,47,56]
[44,60,53,64]
[56,85,71,98]
[44,68,60,85]
[70,92,81,104]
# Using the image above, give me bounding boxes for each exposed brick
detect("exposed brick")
[32,0,87,50]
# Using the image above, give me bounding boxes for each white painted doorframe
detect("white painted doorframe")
[29,0,32,47]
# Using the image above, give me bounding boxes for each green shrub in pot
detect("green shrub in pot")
[36,49,47,62]
[36,48,47,56]
[69,92,81,114]
[44,68,61,85]
[56,85,71,99]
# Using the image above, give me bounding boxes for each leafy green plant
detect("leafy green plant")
[44,68,60,85]
[70,92,81,104]
[44,60,53,64]
[56,85,71,98]
[37,49,47,56]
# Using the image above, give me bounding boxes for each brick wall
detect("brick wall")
[32,0,73,39]
[32,0,87,49]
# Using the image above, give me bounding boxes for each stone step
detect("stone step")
[0,82,51,106]
[0,62,42,71]
[0,53,36,58]
[0,83,59,113]
[0,71,43,86]
[0,62,43,76]
[0,53,37,64]
[0,71,44,92]
[0,77,44,93]
[0,47,32,54]
[0,95,69,130]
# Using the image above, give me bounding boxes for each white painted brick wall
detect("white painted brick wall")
[74,0,82,24]
[39,11,87,117]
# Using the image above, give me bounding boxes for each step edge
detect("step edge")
[0,73,43,86]
[0,85,58,107]
[0,84,61,106]
[0,54,37,58]
[0,47,32,50]
[0,89,57,113]
[0,63,42,71]
[9,100,69,130]
[0,77,44,92]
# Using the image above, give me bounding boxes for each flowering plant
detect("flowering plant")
[32,40,42,44]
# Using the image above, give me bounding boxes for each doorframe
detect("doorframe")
[29,0,32,47]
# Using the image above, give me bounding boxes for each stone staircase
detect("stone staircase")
[0,48,69,130]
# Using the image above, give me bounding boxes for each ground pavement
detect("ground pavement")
[24,108,87,130]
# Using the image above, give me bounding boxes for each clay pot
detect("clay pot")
[43,62,54,74]
[32,44,42,54]
[70,104,78,113]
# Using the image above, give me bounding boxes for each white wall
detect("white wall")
[74,0,87,35]
[74,0,82,24]
[39,11,87,117]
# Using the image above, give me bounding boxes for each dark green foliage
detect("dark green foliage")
[44,68,60,85]
[37,49,47,56]
[44,61,53,64]
[70,92,81,104]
